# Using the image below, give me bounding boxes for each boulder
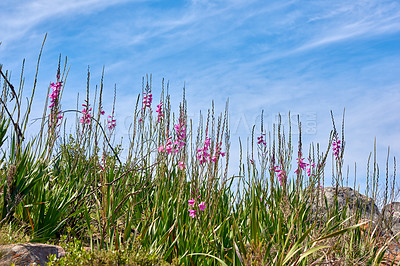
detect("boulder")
[381,202,400,237]
[306,186,381,226]
[0,243,65,266]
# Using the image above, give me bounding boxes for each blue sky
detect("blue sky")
[1,0,400,197]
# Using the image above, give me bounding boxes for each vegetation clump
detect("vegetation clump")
[0,40,398,265]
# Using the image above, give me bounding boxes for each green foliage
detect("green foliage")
[0,50,396,265]
[47,236,173,266]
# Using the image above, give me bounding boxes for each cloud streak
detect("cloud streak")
[0,0,134,44]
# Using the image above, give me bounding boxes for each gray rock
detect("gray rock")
[307,186,381,226]
[0,243,65,266]
[381,202,400,237]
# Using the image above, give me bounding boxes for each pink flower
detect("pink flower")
[332,137,341,160]
[211,142,225,163]
[257,133,266,145]
[275,165,286,186]
[198,201,206,211]
[142,92,152,109]
[174,119,186,151]
[107,115,116,130]
[165,145,173,154]
[296,157,308,170]
[178,161,185,170]
[48,83,61,107]
[306,167,311,176]
[197,137,211,164]
[188,209,196,218]
[80,100,92,125]
[48,80,63,129]
[156,102,163,122]
[308,162,316,176]
[188,198,196,206]
[101,110,105,115]
[158,145,164,152]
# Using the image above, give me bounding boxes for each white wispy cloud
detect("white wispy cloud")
[296,1,400,51]
[0,0,135,44]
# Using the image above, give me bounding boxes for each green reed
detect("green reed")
[0,40,398,265]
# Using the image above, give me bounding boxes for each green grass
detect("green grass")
[0,42,398,265]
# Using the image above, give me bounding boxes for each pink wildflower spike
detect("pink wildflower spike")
[165,145,173,154]
[332,137,341,160]
[142,92,153,109]
[158,145,164,152]
[80,100,92,125]
[211,142,225,163]
[188,199,196,206]
[101,110,105,115]
[173,116,187,152]
[306,167,311,176]
[48,80,63,129]
[296,157,307,170]
[197,137,212,165]
[156,102,163,122]
[198,202,206,211]
[188,209,196,218]
[275,165,286,186]
[107,115,116,130]
[178,161,185,170]
[257,132,266,145]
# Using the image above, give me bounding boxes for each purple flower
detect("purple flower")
[198,201,206,211]
[197,137,211,164]
[211,142,225,163]
[306,167,311,176]
[80,100,92,125]
[296,157,308,170]
[332,137,341,160]
[275,165,286,186]
[257,133,266,145]
[188,209,196,218]
[107,115,116,130]
[48,81,63,128]
[188,198,196,206]
[174,119,186,152]
[156,102,163,122]
[142,92,152,109]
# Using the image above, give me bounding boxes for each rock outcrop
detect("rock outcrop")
[0,243,65,266]
[308,186,380,219]
[381,202,400,236]
[305,186,383,235]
